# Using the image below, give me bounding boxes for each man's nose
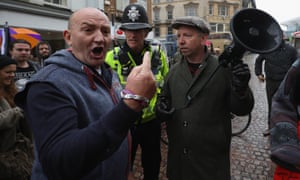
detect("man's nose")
[94,31,105,42]
[177,37,184,44]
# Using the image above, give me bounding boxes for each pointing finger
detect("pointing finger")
[141,51,151,71]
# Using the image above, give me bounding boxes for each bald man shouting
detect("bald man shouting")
[15,8,156,180]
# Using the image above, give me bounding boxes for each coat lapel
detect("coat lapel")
[184,55,220,104]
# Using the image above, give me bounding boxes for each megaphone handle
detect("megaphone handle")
[219,42,246,67]
[219,46,233,67]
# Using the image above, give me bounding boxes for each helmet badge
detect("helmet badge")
[127,6,140,22]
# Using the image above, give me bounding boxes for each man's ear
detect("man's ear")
[201,34,208,46]
[63,30,72,46]
[144,29,149,38]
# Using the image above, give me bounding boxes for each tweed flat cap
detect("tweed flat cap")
[171,16,210,34]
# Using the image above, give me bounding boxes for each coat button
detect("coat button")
[183,147,188,154]
[183,121,188,127]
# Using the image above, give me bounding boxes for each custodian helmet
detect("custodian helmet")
[120,3,152,31]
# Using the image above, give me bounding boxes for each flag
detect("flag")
[0,28,5,55]
[0,22,41,56]
[10,27,41,48]
[0,22,10,55]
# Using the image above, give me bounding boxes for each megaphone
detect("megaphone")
[219,8,283,66]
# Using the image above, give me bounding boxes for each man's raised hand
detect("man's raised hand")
[124,52,157,110]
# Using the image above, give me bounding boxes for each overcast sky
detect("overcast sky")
[255,0,299,23]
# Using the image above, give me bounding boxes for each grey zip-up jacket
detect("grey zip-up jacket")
[15,49,140,180]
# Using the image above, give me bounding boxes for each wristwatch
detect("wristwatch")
[120,89,149,108]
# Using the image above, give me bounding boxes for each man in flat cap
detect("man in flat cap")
[156,16,254,179]
[105,3,169,180]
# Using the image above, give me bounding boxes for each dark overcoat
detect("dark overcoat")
[162,54,254,180]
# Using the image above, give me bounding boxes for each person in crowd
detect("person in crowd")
[270,58,300,179]
[35,41,52,68]
[0,55,33,180]
[105,4,168,180]
[156,16,254,180]
[9,39,40,81]
[206,40,215,55]
[14,7,156,180]
[255,39,298,136]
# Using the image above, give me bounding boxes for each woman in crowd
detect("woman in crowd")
[0,55,33,180]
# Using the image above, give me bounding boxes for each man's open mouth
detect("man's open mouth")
[92,47,103,55]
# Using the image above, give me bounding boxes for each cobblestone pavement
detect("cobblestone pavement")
[133,53,275,180]
[230,53,275,180]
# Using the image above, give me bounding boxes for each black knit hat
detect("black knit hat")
[0,55,17,69]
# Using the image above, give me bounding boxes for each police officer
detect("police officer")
[105,3,169,180]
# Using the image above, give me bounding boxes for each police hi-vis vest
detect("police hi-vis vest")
[105,45,169,124]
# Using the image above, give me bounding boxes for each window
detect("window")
[154,9,160,21]
[209,23,227,32]
[167,26,173,35]
[184,3,198,16]
[167,10,173,20]
[210,23,217,32]
[217,24,225,32]
[218,5,228,16]
[166,5,174,20]
[185,6,197,16]
[208,4,213,15]
[44,0,67,6]
[154,26,160,37]
[153,0,160,4]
